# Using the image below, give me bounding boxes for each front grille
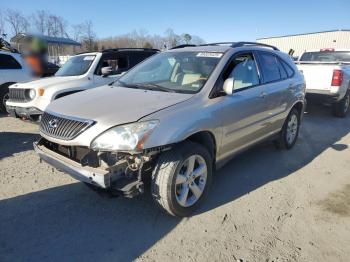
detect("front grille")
[8,88,30,102]
[40,112,95,140]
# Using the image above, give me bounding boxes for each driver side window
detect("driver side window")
[225,53,260,91]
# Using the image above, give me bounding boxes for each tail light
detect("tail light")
[332,70,343,86]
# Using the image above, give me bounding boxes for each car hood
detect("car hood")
[47,85,194,127]
[11,76,82,89]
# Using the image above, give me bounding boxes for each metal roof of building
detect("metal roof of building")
[257,29,350,40]
[11,33,81,46]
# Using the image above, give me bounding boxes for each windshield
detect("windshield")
[55,55,95,76]
[115,51,222,93]
[299,51,350,62]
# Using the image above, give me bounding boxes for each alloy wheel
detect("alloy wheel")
[175,154,208,207]
[286,114,298,145]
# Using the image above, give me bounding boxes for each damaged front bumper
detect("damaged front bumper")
[33,138,166,197]
[34,141,111,188]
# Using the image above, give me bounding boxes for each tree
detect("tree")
[5,9,29,36]
[0,10,5,36]
[71,23,84,42]
[165,28,180,48]
[80,20,96,51]
[46,14,67,37]
[183,33,192,44]
[32,10,48,34]
[143,42,153,49]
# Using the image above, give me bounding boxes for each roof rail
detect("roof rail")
[169,42,279,51]
[171,44,197,50]
[199,42,236,46]
[102,48,159,53]
[231,42,279,50]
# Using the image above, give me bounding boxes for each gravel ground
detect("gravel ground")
[0,104,350,262]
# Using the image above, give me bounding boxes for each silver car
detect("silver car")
[34,42,306,217]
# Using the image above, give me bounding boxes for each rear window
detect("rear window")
[0,54,22,69]
[299,51,350,62]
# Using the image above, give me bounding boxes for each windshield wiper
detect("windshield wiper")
[115,80,175,93]
[138,83,176,93]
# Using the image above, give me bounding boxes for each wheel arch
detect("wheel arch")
[291,100,304,120]
[183,131,217,164]
[1,82,16,88]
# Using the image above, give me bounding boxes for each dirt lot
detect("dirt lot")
[0,105,350,262]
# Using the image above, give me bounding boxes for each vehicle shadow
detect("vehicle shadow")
[0,132,40,160]
[0,183,179,262]
[201,104,350,213]
[0,105,349,262]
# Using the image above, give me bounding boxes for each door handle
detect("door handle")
[260,92,267,98]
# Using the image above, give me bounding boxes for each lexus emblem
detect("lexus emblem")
[48,119,59,129]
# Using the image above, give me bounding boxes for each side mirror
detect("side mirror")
[223,78,234,95]
[101,66,113,77]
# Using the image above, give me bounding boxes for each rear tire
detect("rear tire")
[0,85,10,113]
[151,141,212,217]
[332,92,350,118]
[275,108,300,150]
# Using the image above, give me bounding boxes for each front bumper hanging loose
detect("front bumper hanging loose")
[33,141,111,188]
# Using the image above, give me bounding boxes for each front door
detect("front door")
[219,52,271,159]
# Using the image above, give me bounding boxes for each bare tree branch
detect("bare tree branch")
[5,9,29,36]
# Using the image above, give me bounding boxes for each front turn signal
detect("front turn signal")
[38,88,45,96]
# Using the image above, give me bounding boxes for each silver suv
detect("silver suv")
[34,42,306,217]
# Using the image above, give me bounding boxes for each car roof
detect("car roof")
[168,45,232,53]
[167,42,279,53]
[302,49,350,52]
[76,48,159,56]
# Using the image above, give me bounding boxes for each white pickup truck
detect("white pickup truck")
[296,49,350,117]
[6,48,158,122]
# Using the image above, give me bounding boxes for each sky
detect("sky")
[2,0,350,42]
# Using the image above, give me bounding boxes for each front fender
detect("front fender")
[141,98,223,152]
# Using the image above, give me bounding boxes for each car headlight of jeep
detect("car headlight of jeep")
[91,120,159,151]
[28,89,36,99]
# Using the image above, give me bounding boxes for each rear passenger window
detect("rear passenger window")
[280,59,294,78]
[259,53,281,83]
[0,54,22,69]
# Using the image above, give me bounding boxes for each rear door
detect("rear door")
[256,51,291,120]
[219,52,271,158]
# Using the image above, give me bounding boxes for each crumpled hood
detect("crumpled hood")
[47,85,194,127]
[11,76,81,89]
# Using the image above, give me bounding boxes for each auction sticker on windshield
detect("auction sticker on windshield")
[196,52,223,58]
[83,56,95,61]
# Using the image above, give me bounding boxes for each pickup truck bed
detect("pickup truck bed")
[296,49,350,117]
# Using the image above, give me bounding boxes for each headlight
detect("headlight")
[91,120,159,151]
[28,89,36,99]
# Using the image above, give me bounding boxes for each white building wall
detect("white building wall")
[257,30,350,57]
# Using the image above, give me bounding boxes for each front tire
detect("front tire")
[332,92,350,118]
[0,85,10,113]
[151,141,212,217]
[275,108,300,150]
